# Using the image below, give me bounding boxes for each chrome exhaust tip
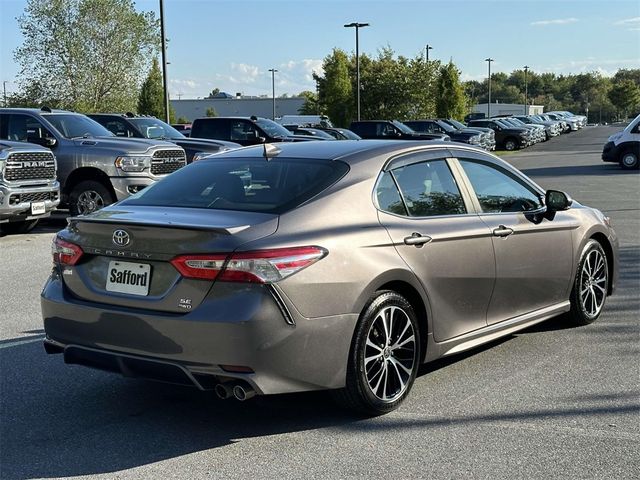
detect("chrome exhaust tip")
[232,383,256,401]
[214,383,233,400]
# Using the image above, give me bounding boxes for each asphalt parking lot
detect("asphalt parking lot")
[1,126,638,479]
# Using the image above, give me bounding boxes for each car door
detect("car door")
[453,152,575,324]
[376,150,496,342]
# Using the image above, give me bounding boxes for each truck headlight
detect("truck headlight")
[469,135,480,144]
[114,156,152,172]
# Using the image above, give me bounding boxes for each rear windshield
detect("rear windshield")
[120,157,349,214]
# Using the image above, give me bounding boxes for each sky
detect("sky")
[1,0,639,99]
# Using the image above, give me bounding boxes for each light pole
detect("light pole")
[159,0,170,123]
[485,58,494,118]
[425,44,433,62]
[268,68,278,120]
[344,22,369,121]
[2,81,7,107]
[523,65,529,115]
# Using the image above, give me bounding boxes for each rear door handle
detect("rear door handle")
[492,225,514,237]
[404,233,432,246]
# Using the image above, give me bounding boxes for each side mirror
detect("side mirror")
[545,190,572,211]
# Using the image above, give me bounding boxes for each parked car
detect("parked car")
[439,118,496,151]
[0,140,60,234]
[546,113,578,132]
[318,127,362,140]
[0,108,186,215]
[515,115,561,140]
[191,116,316,146]
[171,123,192,136]
[404,120,483,148]
[468,118,530,150]
[495,117,544,144]
[43,140,618,415]
[349,120,450,141]
[284,126,336,140]
[549,111,586,129]
[602,113,640,169]
[88,113,239,163]
[276,115,333,128]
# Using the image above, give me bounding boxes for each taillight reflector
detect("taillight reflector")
[171,246,327,284]
[170,254,227,280]
[52,237,83,266]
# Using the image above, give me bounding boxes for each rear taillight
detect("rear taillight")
[171,246,327,284]
[170,254,227,280]
[52,237,83,266]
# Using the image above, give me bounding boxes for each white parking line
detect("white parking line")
[0,336,44,349]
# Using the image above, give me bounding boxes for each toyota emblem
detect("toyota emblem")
[112,229,130,247]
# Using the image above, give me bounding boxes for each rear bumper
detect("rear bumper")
[41,274,357,395]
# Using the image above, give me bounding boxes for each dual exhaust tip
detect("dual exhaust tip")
[215,382,256,401]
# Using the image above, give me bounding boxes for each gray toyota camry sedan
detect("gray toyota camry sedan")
[42,140,618,415]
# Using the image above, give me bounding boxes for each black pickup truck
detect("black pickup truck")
[349,120,450,141]
[191,116,316,146]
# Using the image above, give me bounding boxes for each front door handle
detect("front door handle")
[404,233,433,246]
[492,225,514,237]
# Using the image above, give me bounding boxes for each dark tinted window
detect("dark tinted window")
[391,159,466,217]
[350,123,376,137]
[192,119,229,139]
[459,160,542,213]
[230,120,259,141]
[121,157,349,214]
[375,171,407,215]
[1,114,54,142]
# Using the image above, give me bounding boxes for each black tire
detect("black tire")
[503,137,518,151]
[0,219,39,235]
[69,180,114,216]
[332,290,421,416]
[620,149,639,170]
[568,240,609,326]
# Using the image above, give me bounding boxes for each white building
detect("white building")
[473,103,544,117]
[170,97,306,122]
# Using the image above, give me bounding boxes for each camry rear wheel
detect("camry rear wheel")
[568,240,609,325]
[333,291,420,415]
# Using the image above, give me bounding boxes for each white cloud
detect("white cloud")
[230,63,260,83]
[531,17,578,26]
[614,16,640,26]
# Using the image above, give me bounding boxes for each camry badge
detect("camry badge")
[112,229,130,247]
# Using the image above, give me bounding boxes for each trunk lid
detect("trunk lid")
[58,206,278,313]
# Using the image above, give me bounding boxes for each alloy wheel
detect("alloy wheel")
[579,248,607,318]
[76,190,105,215]
[364,305,416,402]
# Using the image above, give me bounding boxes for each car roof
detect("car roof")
[213,139,461,164]
[0,108,77,115]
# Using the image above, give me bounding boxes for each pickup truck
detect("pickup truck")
[191,116,315,146]
[0,140,60,234]
[0,108,186,215]
[349,120,450,141]
[88,113,240,163]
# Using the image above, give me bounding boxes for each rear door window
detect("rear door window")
[121,157,349,214]
[375,159,467,217]
[193,119,229,139]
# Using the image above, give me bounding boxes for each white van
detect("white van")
[602,114,640,169]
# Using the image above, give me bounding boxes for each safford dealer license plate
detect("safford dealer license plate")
[105,261,151,296]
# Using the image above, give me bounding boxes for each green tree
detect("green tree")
[15,0,159,112]
[316,48,353,127]
[137,57,164,118]
[176,116,189,124]
[205,107,218,117]
[608,79,640,118]
[298,90,320,115]
[435,61,467,120]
